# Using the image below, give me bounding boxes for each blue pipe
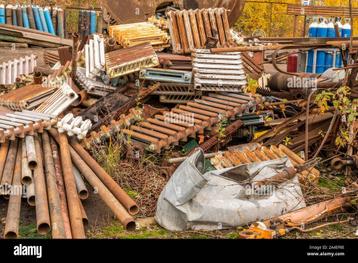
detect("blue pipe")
[0,5,6,24]
[12,6,17,26]
[32,6,43,31]
[22,6,30,28]
[39,7,48,33]
[44,7,55,35]
[90,10,97,34]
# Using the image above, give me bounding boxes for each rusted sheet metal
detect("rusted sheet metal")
[109,22,170,51]
[105,43,159,79]
[157,53,192,71]
[0,84,55,110]
[0,110,58,143]
[192,49,247,91]
[0,54,37,85]
[242,52,264,80]
[122,92,259,153]
[211,144,320,183]
[168,8,234,54]
[102,0,245,26]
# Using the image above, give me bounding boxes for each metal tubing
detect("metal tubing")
[26,181,35,206]
[1,140,18,196]
[25,135,37,169]
[50,137,72,238]
[42,131,66,238]
[4,142,22,238]
[0,141,9,183]
[27,6,36,29]
[21,140,32,185]
[79,201,89,226]
[73,166,89,200]
[70,138,139,215]
[49,129,136,231]
[57,131,85,238]
[33,134,51,235]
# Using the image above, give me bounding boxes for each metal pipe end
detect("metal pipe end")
[124,219,136,231]
[79,190,89,200]
[128,205,139,216]
[5,231,18,239]
[37,223,51,235]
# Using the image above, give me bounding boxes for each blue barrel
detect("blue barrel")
[44,7,55,35]
[22,6,30,28]
[316,50,326,73]
[308,18,318,37]
[327,19,335,37]
[12,6,17,26]
[90,10,97,34]
[317,19,328,38]
[0,5,4,24]
[32,6,43,31]
[335,51,343,68]
[324,50,333,71]
[39,7,48,33]
[306,50,314,73]
[342,20,351,38]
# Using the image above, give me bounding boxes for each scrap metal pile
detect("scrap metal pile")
[0,3,357,239]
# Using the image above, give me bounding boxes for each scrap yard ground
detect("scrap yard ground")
[0,0,357,241]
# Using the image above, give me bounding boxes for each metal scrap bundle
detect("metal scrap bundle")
[0,54,37,85]
[192,49,247,92]
[0,84,55,110]
[167,8,234,54]
[105,43,159,79]
[109,22,170,51]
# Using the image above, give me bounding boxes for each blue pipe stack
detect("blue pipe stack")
[0,5,100,38]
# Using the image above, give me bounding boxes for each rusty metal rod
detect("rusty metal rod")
[26,182,36,207]
[1,139,18,196]
[21,141,33,185]
[33,134,51,235]
[50,137,72,238]
[70,138,139,215]
[25,135,37,169]
[79,201,89,227]
[0,141,9,183]
[56,131,85,238]
[42,131,67,239]
[48,129,136,231]
[73,166,89,200]
[4,141,22,239]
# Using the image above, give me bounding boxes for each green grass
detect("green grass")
[318,175,345,192]
[19,223,50,239]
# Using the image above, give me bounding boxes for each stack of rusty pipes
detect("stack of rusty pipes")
[0,129,138,238]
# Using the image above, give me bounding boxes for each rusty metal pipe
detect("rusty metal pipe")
[4,141,22,239]
[79,201,89,226]
[0,141,9,184]
[50,137,72,239]
[48,129,136,231]
[33,134,51,235]
[21,141,33,185]
[25,135,37,170]
[56,131,85,238]
[70,138,139,215]
[1,139,18,196]
[42,131,66,239]
[73,166,89,200]
[26,182,35,207]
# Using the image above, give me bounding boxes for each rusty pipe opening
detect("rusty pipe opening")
[128,205,139,215]
[5,231,18,239]
[27,196,36,206]
[21,176,32,185]
[124,219,136,231]
[37,223,51,235]
[28,160,37,170]
[34,72,43,84]
[79,190,89,200]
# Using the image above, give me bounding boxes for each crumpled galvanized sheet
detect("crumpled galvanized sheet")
[155,149,306,231]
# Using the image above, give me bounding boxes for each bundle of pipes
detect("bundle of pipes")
[0,4,65,37]
[109,22,170,51]
[0,54,37,85]
[0,84,55,110]
[0,129,138,238]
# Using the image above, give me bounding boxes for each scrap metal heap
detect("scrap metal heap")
[0,3,357,240]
